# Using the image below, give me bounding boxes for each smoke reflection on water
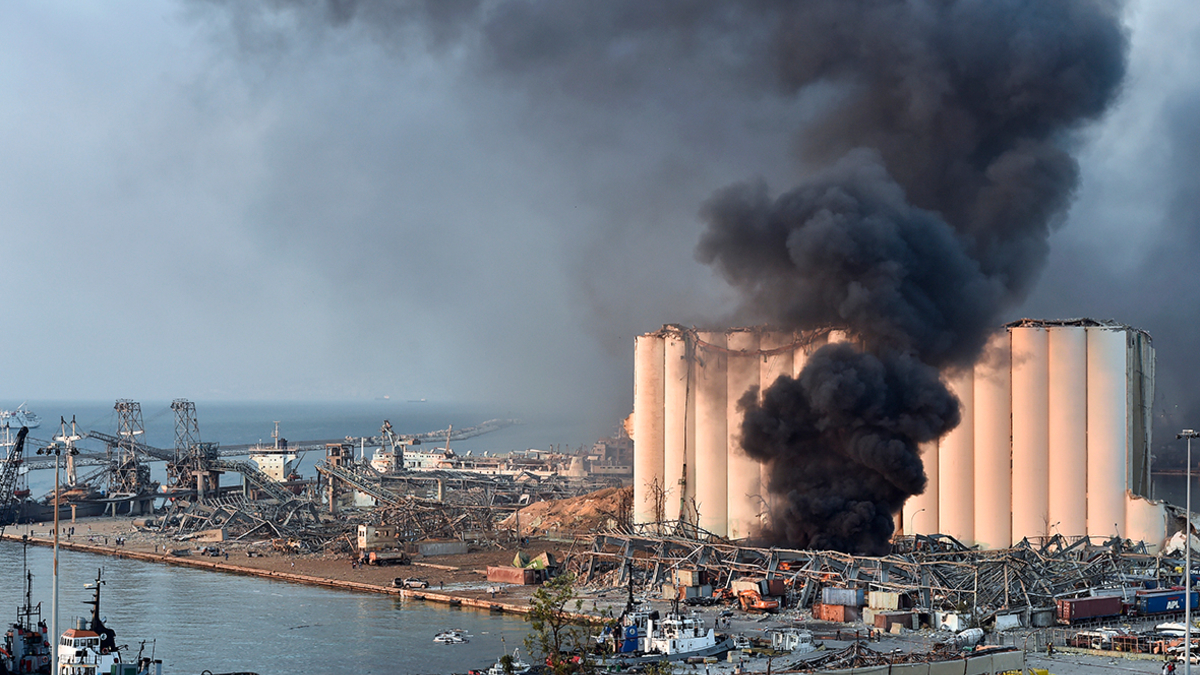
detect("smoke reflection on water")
[0,542,530,674]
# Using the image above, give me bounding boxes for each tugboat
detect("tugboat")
[56,571,163,675]
[2,570,52,674]
[593,572,732,666]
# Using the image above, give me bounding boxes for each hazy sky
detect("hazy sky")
[2,2,1198,455]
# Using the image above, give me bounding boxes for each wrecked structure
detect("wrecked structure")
[567,529,1180,633]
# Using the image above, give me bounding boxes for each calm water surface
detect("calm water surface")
[0,542,533,675]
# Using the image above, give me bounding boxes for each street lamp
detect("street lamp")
[1180,429,1199,675]
[36,416,80,675]
[909,508,926,537]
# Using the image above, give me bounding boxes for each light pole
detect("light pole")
[1180,429,1199,675]
[909,508,926,537]
[37,416,80,675]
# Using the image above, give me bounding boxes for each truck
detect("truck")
[363,550,411,566]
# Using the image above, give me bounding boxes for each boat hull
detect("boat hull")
[14,499,109,523]
[596,636,735,666]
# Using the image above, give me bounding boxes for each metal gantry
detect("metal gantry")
[110,400,150,495]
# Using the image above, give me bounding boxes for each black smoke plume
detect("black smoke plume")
[699,0,1128,553]
[739,345,958,555]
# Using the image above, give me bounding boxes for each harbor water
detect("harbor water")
[0,399,592,673]
[0,540,533,674]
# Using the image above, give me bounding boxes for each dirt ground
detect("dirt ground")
[9,516,565,603]
[8,516,1181,674]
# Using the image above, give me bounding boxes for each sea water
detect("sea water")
[0,541,533,674]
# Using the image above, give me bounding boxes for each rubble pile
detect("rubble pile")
[157,495,349,553]
[565,531,1164,625]
[498,486,631,537]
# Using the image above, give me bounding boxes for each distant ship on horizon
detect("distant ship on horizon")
[0,403,40,429]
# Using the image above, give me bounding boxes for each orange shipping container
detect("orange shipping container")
[486,566,539,585]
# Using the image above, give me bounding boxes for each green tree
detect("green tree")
[525,572,595,675]
[642,660,674,675]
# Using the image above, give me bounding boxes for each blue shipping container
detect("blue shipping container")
[821,588,865,607]
[1136,591,1200,615]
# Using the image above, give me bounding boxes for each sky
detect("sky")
[2,1,1199,457]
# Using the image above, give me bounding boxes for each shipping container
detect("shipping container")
[1135,590,1200,615]
[732,578,765,594]
[821,587,865,607]
[1056,596,1124,624]
[812,602,860,623]
[486,566,539,585]
[675,569,702,587]
[765,578,787,597]
[873,611,916,631]
[868,591,900,610]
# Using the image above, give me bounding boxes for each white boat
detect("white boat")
[596,607,733,665]
[433,629,470,644]
[486,648,531,675]
[0,404,40,429]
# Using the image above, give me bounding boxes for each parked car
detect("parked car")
[395,577,429,589]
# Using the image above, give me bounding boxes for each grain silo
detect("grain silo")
[629,319,1165,550]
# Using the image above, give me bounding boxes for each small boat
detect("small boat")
[486,648,531,675]
[433,629,470,644]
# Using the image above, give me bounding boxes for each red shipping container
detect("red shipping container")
[765,578,787,597]
[813,602,860,623]
[1055,596,1124,624]
[873,611,915,631]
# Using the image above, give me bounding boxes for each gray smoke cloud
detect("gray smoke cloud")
[199,0,1129,550]
[697,0,1129,552]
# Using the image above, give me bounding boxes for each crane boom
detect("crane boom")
[0,426,30,530]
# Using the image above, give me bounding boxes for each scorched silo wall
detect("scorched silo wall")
[903,440,938,535]
[1010,326,1050,544]
[1087,327,1128,539]
[727,330,761,539]
[695,331,729,537]
[1047,326,1088,537]
[632,334,665,527]
[662,328,693,524]
[974,333,1012,550]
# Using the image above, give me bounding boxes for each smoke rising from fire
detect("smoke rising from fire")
[200,0,1129,551]
[698,0,1129,552]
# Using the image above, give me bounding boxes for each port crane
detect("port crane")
[0,426,29,531]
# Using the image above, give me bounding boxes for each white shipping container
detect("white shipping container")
[868,591,900,610]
